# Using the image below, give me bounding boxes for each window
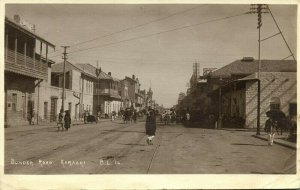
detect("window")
[289,103,297,116]
[270,97,280,110]
[86,80,88,93]
[12,93,17,111]
[44,102,48,119]
[79,78,82,91]
[68,102,72,116]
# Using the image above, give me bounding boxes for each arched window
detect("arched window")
[270,97,280,110]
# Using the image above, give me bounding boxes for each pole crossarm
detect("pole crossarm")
[282,54,293,60]
[260,32,281,42]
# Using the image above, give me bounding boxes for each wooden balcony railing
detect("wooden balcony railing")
[5,49,48,79]
[95,88,120,98]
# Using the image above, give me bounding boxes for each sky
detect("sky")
[5,4,297,107]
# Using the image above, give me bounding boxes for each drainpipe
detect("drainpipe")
[35,79,43,125]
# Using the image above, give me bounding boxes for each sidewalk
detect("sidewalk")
[218,127,297,150]
[4,119,112,133]
[252,133,296,150]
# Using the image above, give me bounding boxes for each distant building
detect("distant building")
[123,75,142,110]
[177,92,185,104]
[75,64,122,117]
[120,79,131,109]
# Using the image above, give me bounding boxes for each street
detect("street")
[5,119,296,174]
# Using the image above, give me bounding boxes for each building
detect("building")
[207,58,297,128]
[50,61,94,121]
[177,92,186,104]
[120,79,131,109]
[123,75,142,110]
[4,16,55,126]
[75,64,122,117]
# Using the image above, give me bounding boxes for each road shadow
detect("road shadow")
[231,143,268,147]
[118,143,145,146]
[102,130,144,133]
[48,129,66,132]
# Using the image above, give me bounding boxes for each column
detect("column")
[39,41,42,71]
[14,34,17,63]
[5,31,8,61]
[45,44,48,73]
[24,38,27,66]
[33,41,36,68]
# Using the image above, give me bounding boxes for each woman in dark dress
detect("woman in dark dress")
[145,107,156,145]
[64,110,71,131]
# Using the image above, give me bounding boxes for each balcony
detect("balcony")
[95,88,121,99]
[5,49,48,80]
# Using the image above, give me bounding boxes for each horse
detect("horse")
[162,113,171,125]
[170,111,177,124]
[265,110,288,135]
[123,108,133,124]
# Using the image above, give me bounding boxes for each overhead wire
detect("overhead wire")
[49,11,248,58]
[48,5,206,57]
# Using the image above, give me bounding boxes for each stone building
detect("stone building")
[208,58,297,128]
[4,16,55,126]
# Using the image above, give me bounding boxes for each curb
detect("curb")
[5,119,113,133]
[252,134,296,150]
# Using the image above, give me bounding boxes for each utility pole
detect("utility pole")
[249,4,268,135]
[61,46,69,112]
[96,60,101,116]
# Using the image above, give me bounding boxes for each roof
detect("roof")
[51,61,81,73]
[210,59,297,78]
[125,76,138,83]
[76,63,113,80]
[5,17,55,48]
[52,62,118,80]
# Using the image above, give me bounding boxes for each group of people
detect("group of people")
[122,108,138,124]
[57,109,71,131]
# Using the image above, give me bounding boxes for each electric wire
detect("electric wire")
[48,5,206,56]
[49,12,247,58]
[267,5,296,61]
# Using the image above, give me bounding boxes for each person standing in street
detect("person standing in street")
[64,110,71,131]
[145,107,156,145]
[186,112,191,124]
[57,109,65,131]
[30,109,35,125]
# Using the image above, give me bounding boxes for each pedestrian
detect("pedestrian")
[267,120,276,146]
[64,110,71,131]
[186,112,190,123]
[30,109,35,125]
[84,110,89,124]
[97,110,101,122]
[57,109,65,131]
[145,107,156,145]
[111,111,116,121]
[132,110,137,123]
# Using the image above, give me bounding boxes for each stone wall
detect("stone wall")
[245,72,297,128]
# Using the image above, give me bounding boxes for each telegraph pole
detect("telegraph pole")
[96,60,101,116]
[61,46,69,112]
[249,4,268,135]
